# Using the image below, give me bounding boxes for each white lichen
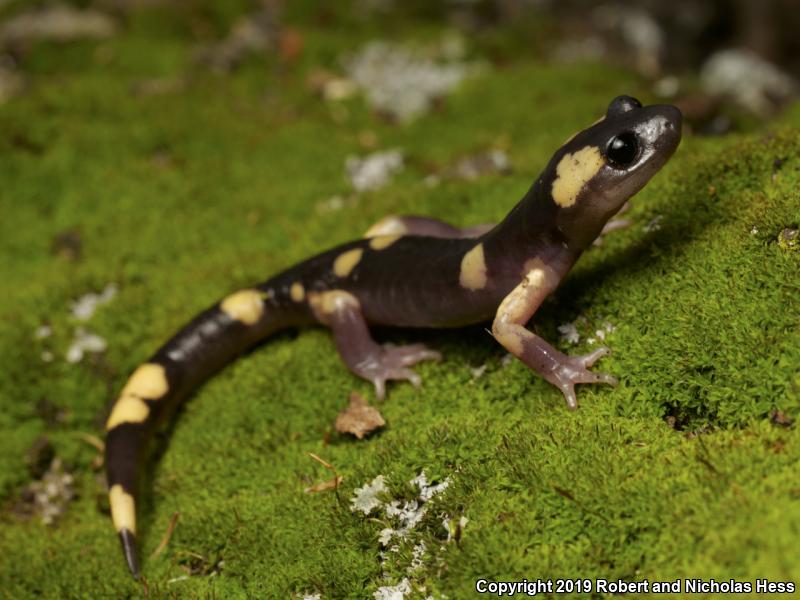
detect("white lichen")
[373,578,412,600]
[65,327,107,363]
[346,149,404,192]
[558,322,580,345]
[70,283,117,321]
[351,475,388,514]
[345,40,479,123]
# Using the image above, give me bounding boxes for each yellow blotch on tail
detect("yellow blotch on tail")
[220,288,264,325]
[106,363,169,430]
[109,484,136,533]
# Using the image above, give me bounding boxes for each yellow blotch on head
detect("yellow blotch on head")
[459,243,488,290]
[333,248,363,277]
[364,215,408,238]
[551,146,604,208]
[109,484,136,533]
[106,363,168,430]
[220,288,264,325]
[369,234,403,250]
[290,282,305,302]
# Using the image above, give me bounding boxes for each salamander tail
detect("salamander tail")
[105,285,304,576]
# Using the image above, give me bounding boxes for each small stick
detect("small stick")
[150,512,180,558]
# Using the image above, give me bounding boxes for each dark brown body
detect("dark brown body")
[105,96,682,577]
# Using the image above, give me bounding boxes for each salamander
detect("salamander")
[104,95,682,576]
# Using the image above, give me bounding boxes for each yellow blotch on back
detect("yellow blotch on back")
[364,215,408,238]
[109,484,136,533]
[459,243,488,290]
[220,288,264,325]
[551,146,604,208]
[290,282,305,302]
[369,234,403,250]
[106,363,168,430]
[333,248,363,277]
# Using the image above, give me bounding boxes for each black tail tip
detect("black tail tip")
[119,528,140,579]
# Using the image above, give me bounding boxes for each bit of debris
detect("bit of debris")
[66,327,107,363]
[444,515,468,542]
[34,325,52,340]
[41,350,54,363]
[335,392,386,439]
[0,5,116,47]
[131,77,186,97]
[700,48,798,115]
[596,5,664,76]
[316,194,353,214]
[351,475,388,514]
[25,436,55,479]
[305,476,343,494]
[70,283,118,321]
[470,364,487,379]
[408,542,426,572]
[770,409,793,427]
[373,577,411,600]
[0,58,23,104]
[344,40,480,123]
[15,457,75,525]
[306,453,342,494]
[558,318,614,347]
[777,228,798,251]
[195,7,278,72]
[500,353,515,367]
[653,75,680,98]
[301,594,321,600]
[750,226,759,236]
[644,215,663,233]
[51,229,83,261]
[447,149,511,180]
[151,512,181,558]
[306,69,358,101]
[346,149,404,192]
[558,322,580,345]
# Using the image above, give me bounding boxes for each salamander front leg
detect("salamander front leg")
[365,215,494,239]
[311,290,441,399]
[491,262,617,409]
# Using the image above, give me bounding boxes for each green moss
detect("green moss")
[1,4,798,599]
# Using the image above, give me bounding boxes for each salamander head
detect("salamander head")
[546,95,682,248]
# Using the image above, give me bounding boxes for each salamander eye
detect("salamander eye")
[606,132,639,167]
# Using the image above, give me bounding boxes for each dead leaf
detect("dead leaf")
[305,476,343,494]
[335,392,385,439]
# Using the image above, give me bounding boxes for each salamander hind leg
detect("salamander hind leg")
[310,290,441,399]
[492,262,616,410]
[365,215,493,239]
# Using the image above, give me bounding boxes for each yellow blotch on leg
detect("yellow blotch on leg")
[220,289,264,325]
[551,146,604,208]
[308,290,360,324]
[106,363,168,430]
[109,484,136,533]
[290,282,305,302]
[369,234,403,250]
[333,248,363,277]
[459,243,488,290]
[492,261,552,356]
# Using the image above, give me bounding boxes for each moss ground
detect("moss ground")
[0,3,798,599]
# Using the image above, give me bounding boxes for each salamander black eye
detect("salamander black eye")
[606,132,639,167]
